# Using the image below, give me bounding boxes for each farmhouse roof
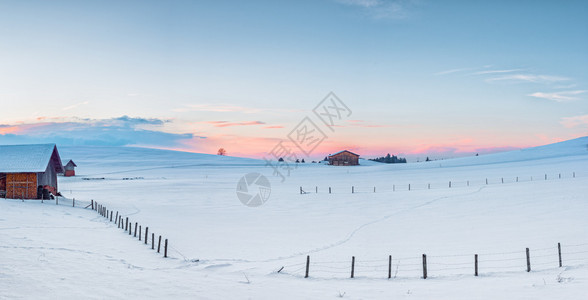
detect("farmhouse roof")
[63,159,77,167]
[329,150,360,157]
[0,144,64,173]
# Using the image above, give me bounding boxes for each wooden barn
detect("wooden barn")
[328,150,360,166]
[62,159,77,177]
[0,144,64,199]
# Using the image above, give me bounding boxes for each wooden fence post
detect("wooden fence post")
[316,186,318,193]
[501,177,504,184]
[129,222,132,235]
[428,183,430,189]
[110,211,113,222]
[164,239,168,258]
[526,248,531,272]
[467,180,469,186]
[422,254,427,279]
[152,233,155,249]
[486,178,488,185]
[125,217,128,231]
[393,185,395,192]
[408,184,410,191]
[158,235,162,253]
[145,227,149,244]
[329,187,331,194]
[352,186,354,193]
[73,198,75,207]
[374,187,376,193]
[115,212,118,225]
[449,181,451,188]
[134,222,138,237]
[545,174,547,180]
[305,255,310,278]
[559,173,561,179]
[558,243,562,267]
[516,176,518,182]
[573,172,575,178]
[351,256,355,278]
[475,254,478,276]
[300,187,302,194]
[388,255,392,279]
[91,200,94,210]
[139,226,142,241]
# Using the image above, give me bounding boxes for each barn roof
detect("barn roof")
[329,150,360,157]
[63,159,77,167]
[0,144,64,173]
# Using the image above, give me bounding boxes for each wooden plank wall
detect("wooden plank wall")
[7,173,37,199]
[0,174,6,191]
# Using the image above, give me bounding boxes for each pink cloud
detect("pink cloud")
[561,115,588,128]
[202,121,266,128]
[345,119,390,128]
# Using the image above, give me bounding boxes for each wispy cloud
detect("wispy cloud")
[62,101,90,111]
[471,69,522,75]
[553,84,578,89]
[528,90,586,102]
[560,115,588,128]
[335,0,418,19]
[346,119,390,128]
[485,74,569,84]
[173,104,263,114]
[203,120,266,128]
[434,68,471,76]
[263,125,284,129]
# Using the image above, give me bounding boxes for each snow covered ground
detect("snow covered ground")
[2,137,588,299]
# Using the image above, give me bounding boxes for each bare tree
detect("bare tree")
[217,148,227,156]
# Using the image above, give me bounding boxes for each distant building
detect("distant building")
[62,159,77,177]
[0,144,64,199]
[328,150,360,166]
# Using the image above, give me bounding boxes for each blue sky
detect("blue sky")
[0,0,586,159]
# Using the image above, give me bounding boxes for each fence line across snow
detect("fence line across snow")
[300,171,579,194]
[281,242,588,280]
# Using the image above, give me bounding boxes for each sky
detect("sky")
[0,0,587,160]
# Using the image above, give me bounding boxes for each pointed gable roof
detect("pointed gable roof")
[63,159,77,167]
[0,144,64,173]
[329,150,360,157]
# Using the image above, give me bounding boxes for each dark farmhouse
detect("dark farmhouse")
[62,159,77,177]
[328,150,360,166]
[0,144,64,199]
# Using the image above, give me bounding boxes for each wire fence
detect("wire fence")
[4,196,172,259]
[4,190,587,281]
[300,171,580,194]
[280,242,588,279]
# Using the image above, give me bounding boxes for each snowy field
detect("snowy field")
[2,137,588,299]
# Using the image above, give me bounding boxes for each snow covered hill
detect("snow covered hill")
[1,136,587,299]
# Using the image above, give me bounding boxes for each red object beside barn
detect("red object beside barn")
[62,159,77,177]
